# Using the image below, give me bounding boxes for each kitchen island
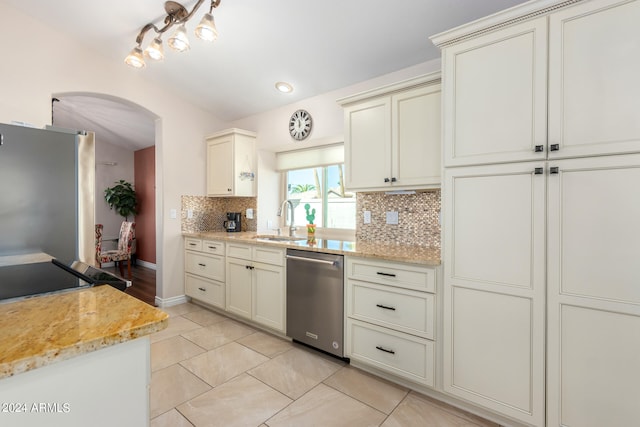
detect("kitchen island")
[0,285,168,427]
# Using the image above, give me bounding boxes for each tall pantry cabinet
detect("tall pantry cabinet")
[431,0,640,426]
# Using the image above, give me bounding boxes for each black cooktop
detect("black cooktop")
[0,259,128,302]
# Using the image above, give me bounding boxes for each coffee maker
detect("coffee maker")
[224,212,241,232]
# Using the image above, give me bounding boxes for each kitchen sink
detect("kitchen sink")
[255,236,307,243]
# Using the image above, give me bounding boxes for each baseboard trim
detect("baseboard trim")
[136,260,156,270]
[155,294,188,308]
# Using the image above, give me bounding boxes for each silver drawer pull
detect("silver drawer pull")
[198,287,206,292]
[375,346,395,355]
[376,304,396,311]
[376,272,396,278]
[198,263,206,267]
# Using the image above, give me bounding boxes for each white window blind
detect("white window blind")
[275,143,344,171]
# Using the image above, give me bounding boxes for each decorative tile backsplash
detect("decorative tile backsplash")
[181,190,440,248]
[181,196,257,233]
[355,190,441,248]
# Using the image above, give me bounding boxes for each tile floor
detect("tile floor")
[150,303,499,427]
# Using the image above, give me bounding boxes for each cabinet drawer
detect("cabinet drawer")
[348,319,434,387]
[347,258,435,293]
[226,243,252,260]
[253,246,285,266]
[185,238,202,251]
[348,280,434,339]
[185,274,224,309]
[185,252,224,282]
[202,240,224,255]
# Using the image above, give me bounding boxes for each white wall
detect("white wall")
[0,2,225,300]
[95,141,135,240]
[228,60,442,233]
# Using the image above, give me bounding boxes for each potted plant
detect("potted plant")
[304,203,316,243]
[104,180,138,221]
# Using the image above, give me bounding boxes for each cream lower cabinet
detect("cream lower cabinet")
[346,257,438,388]
[546,154,640,427]
[226,243,286,333]
[443,163,546,426]
[184,238,225,309]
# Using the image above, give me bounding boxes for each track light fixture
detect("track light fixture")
[125,0,221,69]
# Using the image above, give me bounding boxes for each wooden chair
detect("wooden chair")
[95,222,136,279]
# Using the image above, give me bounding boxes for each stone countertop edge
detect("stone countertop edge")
[183,231,441,266]
[0,285,168,380]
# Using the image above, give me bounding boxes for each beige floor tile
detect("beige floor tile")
[180,341,269,387]
[324,366,409,415]
[266,383,387,427]
[178,373,292,427]
[236,331,293,357]
[182,308,227,326]
[151,335,206,372]
[162,303,201,317]
[180,319,255,350]
[150,315,202,344]
[403,393,500,427]
[150,408,194,427]
[150,364,211,419]
[248,347,343,399]
[382,392,487,427]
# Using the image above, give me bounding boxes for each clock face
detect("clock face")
[289,109,312,140]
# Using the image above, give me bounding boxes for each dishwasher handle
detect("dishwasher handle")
[286,254,338,266]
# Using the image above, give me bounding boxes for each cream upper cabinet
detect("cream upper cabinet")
[442,162,546,426]
[548,0,640,159]
[339,74,441,191]
[206,128,256,197]
[440,17,548,167]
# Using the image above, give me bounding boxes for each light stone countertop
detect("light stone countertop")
[184,231,441,266]
[0,285,168,379]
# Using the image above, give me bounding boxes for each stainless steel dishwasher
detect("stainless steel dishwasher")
[286,249,345,358]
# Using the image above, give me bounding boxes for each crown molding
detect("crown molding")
[430,0,583,48]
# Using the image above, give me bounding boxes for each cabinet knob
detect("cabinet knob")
[550,166,559,174]
[550,144,560,151]
[534,145,544,152]
[534,167,544,175]
[384,178,390,183]
[391,177,397,183]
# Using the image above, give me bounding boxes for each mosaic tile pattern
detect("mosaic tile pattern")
[181,196,257,233]
[355,190,440,248]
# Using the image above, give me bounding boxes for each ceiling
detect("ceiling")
[7,0,528,149]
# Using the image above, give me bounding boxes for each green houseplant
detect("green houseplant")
[104,180,138,220]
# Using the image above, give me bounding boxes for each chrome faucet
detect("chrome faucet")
[278,199,297,237]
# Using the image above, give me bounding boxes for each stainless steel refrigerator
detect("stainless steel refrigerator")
[0,123,97,300]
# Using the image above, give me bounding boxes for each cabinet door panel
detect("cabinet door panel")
[547,154,640,426]
[549,0,640,158]
[344,98,391,189]
[393,85,441,186]
[451,287,533,412]
[253,263,285,332]
[207,138,233,196]
[443,17,547,166]
[225,258,252,319]
[443,162,545,426]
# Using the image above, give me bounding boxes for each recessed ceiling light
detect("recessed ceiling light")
[275,82,293,93]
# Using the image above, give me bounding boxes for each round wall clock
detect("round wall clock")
[289,109,312,141]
